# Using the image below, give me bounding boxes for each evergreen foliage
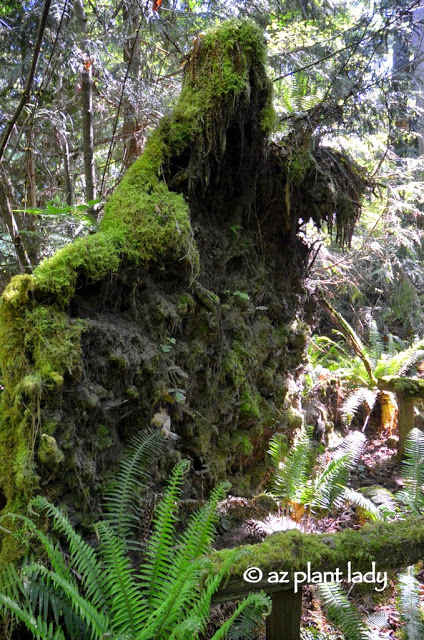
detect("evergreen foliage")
[268,429,382,521]
[0,432,270,639]
[397,565,424,640]
[317,583,369,640]
[396,427,424,514]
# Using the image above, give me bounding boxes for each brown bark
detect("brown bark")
[74,0,97,217]
[122,1,144,169]
[266,590,302,640]
[378,375,424,456]
[26,128,37,209]
[0,166,32,272]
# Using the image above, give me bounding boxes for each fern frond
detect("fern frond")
[397,427,424,513]
[0,512,69,579]
[365,610,389,632]
[139,459,190,604]
[270,430,311,504]
[398,565,424,639]
[21,563,109,640]
[96,521,147,637]
[171,482,229,578]
[339,487,385,520]
[25,571,89,639]
[341,389,377,426]
[0,562,24,605]
[0,593,66,640]
[30,496,106,609]
[313,433,365,511]
[102,429,165,548]
[145,483,232,633]
[268,433,288,467]
[210,592,270,640]
[312,455,351,511]
[336,431,366,467]
[384,339,424,377]
[359,486,397,518]
[168,553,239,640]
[368,320,384,367]
[317,582,369,640]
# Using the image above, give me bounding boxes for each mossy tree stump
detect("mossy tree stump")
[0,19,367,565]
[378,376,424,456]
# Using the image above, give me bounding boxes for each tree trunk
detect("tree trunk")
[0,165,32,272]
[62,134,74,207]
[398,396,415,458]
[378,376,424,456]
[74,0,96,217]
[0,20,368,556]
[122,1,144,170]
[412,2,424,156]
[26,128,36,209]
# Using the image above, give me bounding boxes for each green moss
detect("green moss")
[210,517,424,584]
[240,389,261,419]
[286,148,316,187]
[177,294,196,316]
[38,434,65,467]
[260,92,278,134]
[234,431,253,456]
[0,275,85,562]
[33,231,123,307]
[378,376,424,399]
[0,18,277,566]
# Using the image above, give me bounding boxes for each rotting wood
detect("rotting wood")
[378,375,424,456]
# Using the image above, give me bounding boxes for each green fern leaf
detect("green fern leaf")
[103,429,165,547]
[210,592,270,640]
[30,496,107,610]
[96,521,147,637]
[270,430,311,504]
[341,388,377,426]
[317,582,369,640]
[139,459,190,605]
[21,563,109,640]
[398,566,424,639]
[397,428,424,513]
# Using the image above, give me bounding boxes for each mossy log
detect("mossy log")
[0,20,367,565]
[378,376,424,456]
[210,517,424,602]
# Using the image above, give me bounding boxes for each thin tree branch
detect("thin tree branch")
[272,0,422,83]
[0,0,52,162]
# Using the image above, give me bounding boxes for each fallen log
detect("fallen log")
[210,518,424,639]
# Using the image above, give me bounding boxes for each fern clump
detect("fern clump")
[0,431,270,639]
[268,429,383,523]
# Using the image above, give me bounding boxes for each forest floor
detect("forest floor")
[210,423,424,639]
